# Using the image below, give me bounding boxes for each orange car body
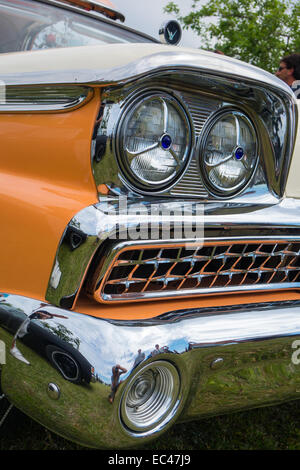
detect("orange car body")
[0,0,299,449]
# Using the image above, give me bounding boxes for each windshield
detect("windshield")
[0,0,155,53]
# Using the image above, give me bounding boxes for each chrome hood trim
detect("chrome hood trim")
[0,44,296,98]
[0,85,93,113]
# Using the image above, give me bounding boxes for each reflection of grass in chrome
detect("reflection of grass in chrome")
[185,337,300,419]
[0,338,5,365]
[2,328,300,449]
[2,377,300,450]
[0,329,123,448]
[47,235,98,304]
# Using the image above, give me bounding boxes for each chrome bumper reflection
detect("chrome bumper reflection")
[1,293,300,448]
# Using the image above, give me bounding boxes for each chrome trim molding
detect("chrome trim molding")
[2,293,300,447]
[45,198,300,309]
[0,86,93,113]
[0,47,297,93]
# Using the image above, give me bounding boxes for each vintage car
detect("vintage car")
[0,0,299,449]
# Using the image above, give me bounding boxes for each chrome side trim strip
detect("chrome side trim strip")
[0,86,93,113]
[1,293,300,447]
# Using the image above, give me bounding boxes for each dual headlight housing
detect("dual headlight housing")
[115,90,259,198]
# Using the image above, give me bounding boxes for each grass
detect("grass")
[1,399,300,450]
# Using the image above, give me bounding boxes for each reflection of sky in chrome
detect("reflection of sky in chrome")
[39,306,300,384]
[8,294,299,384]
[43,312,191,384]
[3,291,300,384]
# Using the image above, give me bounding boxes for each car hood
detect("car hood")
[0,42,294,97]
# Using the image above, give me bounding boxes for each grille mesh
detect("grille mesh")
[169,93,219,197]
[97,241,300,302]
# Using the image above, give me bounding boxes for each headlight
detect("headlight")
[116,92,193,191]
[200,110,258,196]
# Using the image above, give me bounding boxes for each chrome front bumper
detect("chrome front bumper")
[1,293,300,448]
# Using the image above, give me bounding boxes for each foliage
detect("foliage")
[164,0,300,72]
[42,322,80,349]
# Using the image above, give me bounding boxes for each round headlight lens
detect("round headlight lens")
[117,93,192,191]
[201,110,258,196]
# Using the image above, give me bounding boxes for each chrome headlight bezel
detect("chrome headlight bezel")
[115,90,194,193]
[199,108,259,197]
[119,360,182,436]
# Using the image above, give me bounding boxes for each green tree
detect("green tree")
[164,0,300,72]
[43,322,80,349]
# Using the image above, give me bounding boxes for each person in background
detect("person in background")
[275,53,300,98]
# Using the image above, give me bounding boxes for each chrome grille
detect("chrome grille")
[169,93,219,198]
[92,240,300,303]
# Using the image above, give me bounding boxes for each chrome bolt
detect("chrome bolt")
[210,358,224,370]
[47,383,60,400]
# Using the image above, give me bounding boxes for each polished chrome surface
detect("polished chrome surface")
[93,84,214,199]
[47,383,60,400]
[2,292,300,447]
[169,93,219,198]
[50,350,80,382]
[92,72,294,201]
[46,197,300,309]
[210,358,224,370]
[0,45,296,94]
[90,238,300,303]
[0,86,93,113]
[120,361,181,435]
